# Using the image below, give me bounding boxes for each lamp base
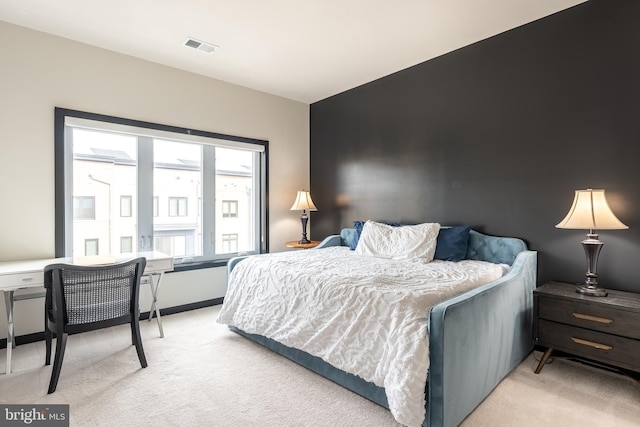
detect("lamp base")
[297,211,311,245]
[575,284,608,297]
[577,235,607,297]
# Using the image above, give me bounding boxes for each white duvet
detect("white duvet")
[217,247,507,427]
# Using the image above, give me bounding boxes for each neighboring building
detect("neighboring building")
[71,131,253,258]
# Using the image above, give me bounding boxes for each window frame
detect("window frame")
[120,236,133,253]
[120,195,133,217]
[222,200,239,218]
[221,233,239,253]
[84,238,99,256]
[73,196,95,220]
[54,107,269,271]
[168,196,188,217]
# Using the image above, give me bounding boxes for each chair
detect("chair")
[44,257,148,393]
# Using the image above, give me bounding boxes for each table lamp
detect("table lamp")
[290,190,317,244]
[556,189,628,296]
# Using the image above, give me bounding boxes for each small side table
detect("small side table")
[285,240,320,249]
[534,281,640,375]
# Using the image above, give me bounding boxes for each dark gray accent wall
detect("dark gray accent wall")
[310,0,640,291]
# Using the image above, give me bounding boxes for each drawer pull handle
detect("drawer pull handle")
[571,337,612,351]
[572,312,613,324]
[21,277,34,282]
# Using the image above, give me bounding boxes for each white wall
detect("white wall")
[0,20,310,338]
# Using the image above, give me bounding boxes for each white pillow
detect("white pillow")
[354,220,441,262]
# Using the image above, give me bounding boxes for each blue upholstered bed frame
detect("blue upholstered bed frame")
[227,228,537,427]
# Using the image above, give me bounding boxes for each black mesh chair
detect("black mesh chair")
[44,257,148,393]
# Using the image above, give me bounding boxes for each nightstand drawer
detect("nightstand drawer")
[538,296,640,339]
[538,319,640,372]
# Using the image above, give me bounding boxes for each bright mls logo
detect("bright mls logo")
[1,405,69,426]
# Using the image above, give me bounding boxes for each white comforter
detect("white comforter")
[217,247,506,427]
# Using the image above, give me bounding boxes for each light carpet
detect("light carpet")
[0,305,638,426]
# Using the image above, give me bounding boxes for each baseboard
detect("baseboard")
[138,297,223,320]
[0,298,224,349]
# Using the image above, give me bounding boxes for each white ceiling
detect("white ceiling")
[0,0,586,104]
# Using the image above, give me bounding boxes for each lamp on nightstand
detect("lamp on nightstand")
[556,189,628,297]
[290,190,318,244]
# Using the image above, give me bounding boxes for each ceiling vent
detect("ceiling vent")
[184,37,218,54]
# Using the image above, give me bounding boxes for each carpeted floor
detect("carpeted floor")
[1,305,639,426]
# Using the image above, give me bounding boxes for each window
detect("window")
[120,195,132,217]
[55,108,268,267]
[168,197,188,217]
[222,200,238,218]
[73,196,95,220]
[120,236,133,253]
[221,234,238,253]
[155,233,187,257]
[85,238,99,256]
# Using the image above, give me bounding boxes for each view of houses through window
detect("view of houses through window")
[57,110,267,265]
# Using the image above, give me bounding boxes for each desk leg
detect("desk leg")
[4,290,15,374]
[147,273,164,338]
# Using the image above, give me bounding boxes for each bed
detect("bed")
[218,224,537,427]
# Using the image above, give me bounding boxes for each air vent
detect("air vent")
[184,37,218,54]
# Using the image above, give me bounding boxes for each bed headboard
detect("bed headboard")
[465,230,527,266]
[338,227,526,266]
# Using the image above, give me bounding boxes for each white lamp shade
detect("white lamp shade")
[290,190,318,211]
[556,189,628,230]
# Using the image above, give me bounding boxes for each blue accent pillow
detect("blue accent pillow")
[350,220,403,250]
[350,221,366,250]
[434,226,471,262]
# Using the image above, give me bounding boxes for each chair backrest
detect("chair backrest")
[44,257,146,327]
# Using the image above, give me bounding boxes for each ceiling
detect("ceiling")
[0,0,586,104]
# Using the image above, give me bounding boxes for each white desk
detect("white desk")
[0,251,173,374]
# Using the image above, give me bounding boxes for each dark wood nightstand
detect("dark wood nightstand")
[534,281,640,375]
[285,240,320,249]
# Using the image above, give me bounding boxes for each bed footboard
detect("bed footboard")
[427,250,537,427]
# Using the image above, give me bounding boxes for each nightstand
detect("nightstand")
[285,240,320,249]
[534,281,640,375]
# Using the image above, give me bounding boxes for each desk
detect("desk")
[0,251,173,374]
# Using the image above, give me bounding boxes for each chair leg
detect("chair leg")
[131,319,147,368]
[45,327,52,366]
[48,332,68,394]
